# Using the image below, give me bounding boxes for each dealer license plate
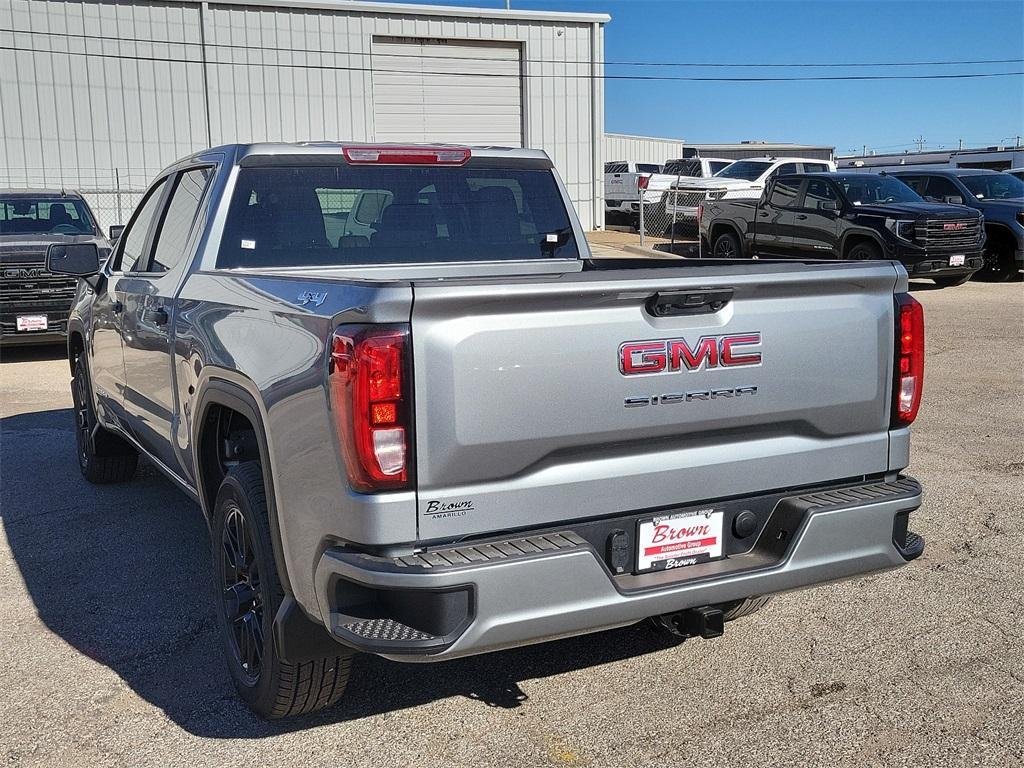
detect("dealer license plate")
[949,255,965,267]
[636,508,724,573]
[16,315,48,332]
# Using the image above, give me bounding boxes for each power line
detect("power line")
[2,26,1022,69]
[2,44,1022,82]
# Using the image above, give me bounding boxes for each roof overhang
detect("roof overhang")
[162,0,610,24]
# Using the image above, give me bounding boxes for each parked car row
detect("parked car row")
[697,169,1023,285]
[606,155,1023,286]
[665,156,836,227]
[604,157,732,218]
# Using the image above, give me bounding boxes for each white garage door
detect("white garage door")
[372,38,523,147]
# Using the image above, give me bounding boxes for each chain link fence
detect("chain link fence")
[604,171,706,255]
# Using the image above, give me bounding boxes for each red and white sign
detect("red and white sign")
[948,254,966,267]
[637,509,723,572]
[16,315,48,332]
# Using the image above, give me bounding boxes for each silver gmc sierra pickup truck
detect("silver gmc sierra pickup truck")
[49,143,926,719]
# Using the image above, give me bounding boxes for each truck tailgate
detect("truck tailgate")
[410,262,900,541]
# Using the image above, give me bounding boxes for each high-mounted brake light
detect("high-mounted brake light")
[892,294,924,427]
[330,327,411,492]
[341,146,471,165]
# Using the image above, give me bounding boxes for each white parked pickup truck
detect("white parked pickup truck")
[666,156,837,224]
[605,158,734,220]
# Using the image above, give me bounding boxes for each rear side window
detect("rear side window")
[769,178,801,207]
[803,163,830,173]
[219,165,579,268]
[605,163,628,174]
[636,164,662,174]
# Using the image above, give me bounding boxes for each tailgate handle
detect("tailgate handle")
[646,289,733,317]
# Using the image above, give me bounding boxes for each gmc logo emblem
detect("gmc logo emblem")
[619,333,762,375]
[943,222,966,231]
[3,268,46,279]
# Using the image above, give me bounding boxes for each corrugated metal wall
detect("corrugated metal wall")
[604,133,684,166]
[0,0,605,231]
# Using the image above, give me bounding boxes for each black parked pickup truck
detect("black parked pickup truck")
[1,190,111,345]
[700,172,985,287]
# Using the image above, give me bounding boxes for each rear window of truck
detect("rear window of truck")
[218,165,580,268]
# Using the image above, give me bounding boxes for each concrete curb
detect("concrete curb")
[621,244,683,258]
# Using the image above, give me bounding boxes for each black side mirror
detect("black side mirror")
[109,224,125,242]
[820,200,839,212]
[944,195,963,205]
[47,243,100,277]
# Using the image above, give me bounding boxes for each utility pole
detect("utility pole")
[914,135,926,153]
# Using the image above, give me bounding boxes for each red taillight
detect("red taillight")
[892,294,924,426]
[330,327,411,491]
[341,146,470,165]
[637,174,651,191]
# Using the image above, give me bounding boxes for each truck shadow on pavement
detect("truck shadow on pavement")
[0,343,67,363]
[1,407,686,738]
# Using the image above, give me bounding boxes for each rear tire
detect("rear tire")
[212,462,354,719]
[845,241,882,261]
[71,353,137,483]
[712,231,742,259]
[932,274,972,288]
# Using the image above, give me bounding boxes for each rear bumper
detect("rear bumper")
[664,204,698,220]
[313,477,923,662]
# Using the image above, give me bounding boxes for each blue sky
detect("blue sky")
[376,0,1024,155]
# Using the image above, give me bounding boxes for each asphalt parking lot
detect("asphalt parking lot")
[1,279,1022,768]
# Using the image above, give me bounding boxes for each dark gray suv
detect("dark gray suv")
[890,169,1024,282]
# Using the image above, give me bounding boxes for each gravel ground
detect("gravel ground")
[1,279,1022,768]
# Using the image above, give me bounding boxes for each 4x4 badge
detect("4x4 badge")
[297,290,327,307]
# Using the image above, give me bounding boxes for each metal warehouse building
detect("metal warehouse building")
[604,134,836,166]
[0,0,609,230]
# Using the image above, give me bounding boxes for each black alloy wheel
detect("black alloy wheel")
[219,503,265,684]
[974,242,1016,282]
[72,354,93,472]
[713,232,740,259]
